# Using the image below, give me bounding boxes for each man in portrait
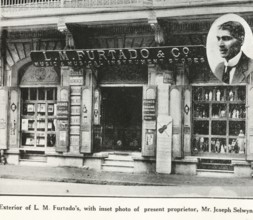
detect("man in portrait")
[214,21,253,84]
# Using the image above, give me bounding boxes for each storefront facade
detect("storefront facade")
[1,2,253,176]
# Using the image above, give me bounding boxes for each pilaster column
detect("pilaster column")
[58,19,83,154]
[153,65,173,174]
[69,68,84,154]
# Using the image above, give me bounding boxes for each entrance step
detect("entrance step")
[102,164,134,173]
[197,169,234,178]
[106,154,133,161]
[102,153,134,173]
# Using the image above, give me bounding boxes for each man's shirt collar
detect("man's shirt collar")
[224,51,242,67]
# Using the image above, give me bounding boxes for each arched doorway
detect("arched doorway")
[18,65,60,158]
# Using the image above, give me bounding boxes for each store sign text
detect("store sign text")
[143,99,156,121]
[57,102,69,117]
[30,46,206,67]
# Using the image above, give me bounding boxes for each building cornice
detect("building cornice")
[1,2,253,28]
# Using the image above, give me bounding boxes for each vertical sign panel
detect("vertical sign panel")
[9,88,20,148]
[80,86,93,153]
[93,88,101,125]
[142,85,157,157]
[156,115,172,174]
[0,89,8,149]
[56,87,69,152]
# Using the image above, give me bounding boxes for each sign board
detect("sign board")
[57,101,69,117]
[69,76,84,86]
[143,99,156,121]
[57,119,68,130]
[156,115,172,174]
[142,85,157,157]
[30,46,206,68]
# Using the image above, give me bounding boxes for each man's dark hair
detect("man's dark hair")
[218,21,245,42]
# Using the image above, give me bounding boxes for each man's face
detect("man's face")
[216,29,243,61]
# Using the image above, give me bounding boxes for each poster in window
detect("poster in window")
[25,137,34,145]
[27,104,34,112]
[39,104,46,112]
[21,119,28,131]
[48,104,54,113]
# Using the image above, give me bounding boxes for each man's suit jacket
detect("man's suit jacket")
[214,52,253,84]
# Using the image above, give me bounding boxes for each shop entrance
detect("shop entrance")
[101,87,142,151]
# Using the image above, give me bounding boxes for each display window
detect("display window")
[20,87,57,151]
[192,85,246,155]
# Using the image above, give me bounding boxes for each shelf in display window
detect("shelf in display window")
[21,131,35,134]
[193,135,209,138]
[195,135,226,138]
[36,114,46,118]
[21,115,35,119]
[228,101,245,104]
[229,118,245,121]
[194,100,245,104]
[20,147,45,152]
[193,135,239,139]
[46,131,56,135]
[194,100,225,103]
[193,117,209,121]
[210,117,227,121]
[36,132,45,137]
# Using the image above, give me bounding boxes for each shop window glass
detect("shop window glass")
[46,88,54,100]
[192,86,246,155]
[211,121,226,136]
[22,89,28,101]
[30,88,37,100]
[47,134,56,147]
[38,88,45,100]
[193,121,209,135]
[20,88,57,151]
[229,121,245,136]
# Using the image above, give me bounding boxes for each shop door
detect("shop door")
[101,87,142,151]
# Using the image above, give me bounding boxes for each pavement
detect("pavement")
[0,164,252,187]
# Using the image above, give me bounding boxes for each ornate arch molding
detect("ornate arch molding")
[10,57,60,87]
[5,39,65,71]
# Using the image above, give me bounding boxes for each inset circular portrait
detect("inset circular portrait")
[206,14,253,84]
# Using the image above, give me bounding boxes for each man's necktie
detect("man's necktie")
[222,66,232,84]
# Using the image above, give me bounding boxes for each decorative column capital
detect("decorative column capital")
[148,11,165,45]
[57,17,75,49]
